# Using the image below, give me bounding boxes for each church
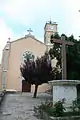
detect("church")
[0,21,57,92]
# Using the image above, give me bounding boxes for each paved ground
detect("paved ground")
[0,92,52,120]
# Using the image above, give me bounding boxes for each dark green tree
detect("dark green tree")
[49,32,80,80]
[20,52,54,98]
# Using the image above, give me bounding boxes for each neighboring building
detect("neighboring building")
[0,21,57,92]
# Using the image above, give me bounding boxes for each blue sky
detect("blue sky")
[0,0,80,62]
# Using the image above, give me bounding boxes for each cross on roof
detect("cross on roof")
[51,35,74,80]
[7,37,11,43]
[8,37,11,41]
[27,28,33,35]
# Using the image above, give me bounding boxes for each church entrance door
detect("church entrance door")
[22,80,31,92]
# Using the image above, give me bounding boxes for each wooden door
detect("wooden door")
[22,80,31,92]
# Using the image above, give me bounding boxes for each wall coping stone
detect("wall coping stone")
[48,80,80,86]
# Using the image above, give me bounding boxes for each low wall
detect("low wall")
[50,115,80,120]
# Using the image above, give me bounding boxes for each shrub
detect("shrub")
[53,100,65,117]
[71,98,80,112]
[34,99,66,117]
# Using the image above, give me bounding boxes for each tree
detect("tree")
[49,32,62,79]
[20,52,54,98]
[49,32,80,80]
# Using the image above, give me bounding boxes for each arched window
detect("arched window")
[21,51,35,64]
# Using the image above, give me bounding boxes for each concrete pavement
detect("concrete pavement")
[0,92,52,120]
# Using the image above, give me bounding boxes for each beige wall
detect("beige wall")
[6,36,48,92]
[0,49,5,90]
[1,49,5,71]
[0,69,2,90]
[31,83,50,93]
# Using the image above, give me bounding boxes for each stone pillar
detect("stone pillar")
[48,80,80,111]
[1,41,11,90]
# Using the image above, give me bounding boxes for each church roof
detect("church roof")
[11,34,45,45]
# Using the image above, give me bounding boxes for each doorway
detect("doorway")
[22,80,31,92]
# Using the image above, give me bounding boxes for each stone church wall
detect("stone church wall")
[0,69,2,90]
[6,36,47,92]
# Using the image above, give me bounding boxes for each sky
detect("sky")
[0,0,80,63]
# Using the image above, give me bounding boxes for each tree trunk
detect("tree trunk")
[33,84,38,98]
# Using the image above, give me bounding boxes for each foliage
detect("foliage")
[34,99,65,117]
[34,99,80,118]
[36,101,54,116]
[20,52,54,97]
[49,33,80,80]
[70,98,80,112]
[34,101,55,118]
[49,33,62,79]
[53,100,66,117]
[20,52,53,84]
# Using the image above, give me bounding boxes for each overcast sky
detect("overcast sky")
[0,0,80,62]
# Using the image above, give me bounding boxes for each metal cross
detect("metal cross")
[51,35,74,80]
[27,28,33,35]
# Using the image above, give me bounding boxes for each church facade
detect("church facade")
[0,21,57,92]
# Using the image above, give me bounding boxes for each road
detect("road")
[0,92,52,120]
